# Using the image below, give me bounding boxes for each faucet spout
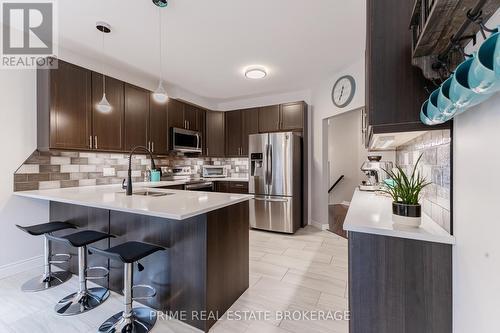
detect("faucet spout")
[123,146,158,196]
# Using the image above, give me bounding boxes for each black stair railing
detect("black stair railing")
[328,175,345,193]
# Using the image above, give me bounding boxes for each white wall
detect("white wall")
[453,10,500,333]
[309,57,365,226]
[0,70,49,272]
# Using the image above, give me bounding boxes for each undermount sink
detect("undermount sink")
[120,190,175,197]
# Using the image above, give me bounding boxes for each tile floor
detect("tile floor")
[0,226,348,333]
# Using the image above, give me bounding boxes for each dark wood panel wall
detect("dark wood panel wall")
[348,231,452,333]
[49,200,249,332]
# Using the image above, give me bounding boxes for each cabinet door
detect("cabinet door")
[149,96,168,154]
[229,182,248,194]
[205,111,225,157]
[366,0,430,129]
[124,84,150,151]
[258,105,280,132]
[184,104,202,131]
[167,99,185,129]
[225,110,242,156]
[49,61,92,149]
[241,108,259,156]
[215,181,230,193]
[91,73,124,151]
[280,102,304,130]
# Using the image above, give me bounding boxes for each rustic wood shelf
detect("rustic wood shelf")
[410,0,499,79]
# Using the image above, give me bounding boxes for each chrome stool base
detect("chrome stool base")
[21,270,72,292]
[55,287,110,316]
[98,307,157,333]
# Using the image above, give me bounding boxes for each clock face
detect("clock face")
[332,75,356,108]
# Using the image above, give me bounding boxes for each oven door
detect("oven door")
[172,128,202,153]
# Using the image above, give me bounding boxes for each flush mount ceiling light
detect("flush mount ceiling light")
[96,22,112,113]
[245,66,267,79]
[152,3,168,103]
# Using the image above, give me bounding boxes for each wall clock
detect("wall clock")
[332,75,356,108]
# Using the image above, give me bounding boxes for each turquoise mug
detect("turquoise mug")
[449,56,493,110]
[426,88,448,122]
[438,76,461,117]
[420,100,439,125]
[150,170,161,182]
[469,27,500,94]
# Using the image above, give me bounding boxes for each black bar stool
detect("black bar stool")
[47,230,115,316]
[16,221,76,292]
[90,241,166,333]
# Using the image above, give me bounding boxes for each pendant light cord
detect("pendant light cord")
[102,27,106,95]
[158,7,163,83]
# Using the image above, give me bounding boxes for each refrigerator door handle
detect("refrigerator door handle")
[269,144,273,185]
[265,143,270,185]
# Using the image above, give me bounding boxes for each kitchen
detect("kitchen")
[1,0,500,333]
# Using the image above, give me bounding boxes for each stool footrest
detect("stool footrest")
[132,284,156,301]
[49,253,71,265]
[85,266,109,280]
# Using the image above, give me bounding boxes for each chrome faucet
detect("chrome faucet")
[122,146,158,196]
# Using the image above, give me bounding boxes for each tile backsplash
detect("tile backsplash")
[14,150,248,192]
[396,130,451,233]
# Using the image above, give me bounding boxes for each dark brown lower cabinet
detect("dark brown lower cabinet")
[215,181,248,194]
[348,231,452,333]
[49,201,249,333]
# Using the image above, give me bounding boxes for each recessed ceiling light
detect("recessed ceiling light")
[245,66,267,79]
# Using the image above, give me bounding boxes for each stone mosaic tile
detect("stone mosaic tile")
[396,130,451,233]
[14,150,249,194]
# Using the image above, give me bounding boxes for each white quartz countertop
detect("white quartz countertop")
[343,189,455,244]
[14,182,252,220]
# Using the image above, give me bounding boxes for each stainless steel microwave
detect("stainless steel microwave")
[171,128,202,153]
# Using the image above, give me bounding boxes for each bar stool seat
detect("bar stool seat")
[48,230,115,316]
[90,241,166,333]
[16,221,75,236]
[16,221,76,292]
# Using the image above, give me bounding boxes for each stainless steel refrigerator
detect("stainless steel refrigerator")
[249,132,302,233]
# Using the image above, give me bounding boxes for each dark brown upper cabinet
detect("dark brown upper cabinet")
[205,111,225,157]
[149,96,168,154]
[241,108,259,156]
[124,84,150,151]
[280,102,305,131]
[226,108,259,157]
[91,73,124,151]
[225,110,242,157]
[365,0,447,135]
[167,99,185,129]
[258,105,281,132]
[184,104,204,131]
[37,60,92,150]
[258,102,305,133]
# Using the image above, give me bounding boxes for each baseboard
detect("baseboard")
[310,219,329,231]
[0,255,43,279]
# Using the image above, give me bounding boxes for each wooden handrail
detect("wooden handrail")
[328,175,345,193]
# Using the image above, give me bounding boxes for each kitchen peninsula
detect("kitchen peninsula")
[15,184,251,332]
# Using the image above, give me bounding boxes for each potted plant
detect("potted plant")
[382,154,430,227]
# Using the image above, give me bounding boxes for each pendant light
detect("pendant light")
[96,22,112,113]
[152,2,168,103]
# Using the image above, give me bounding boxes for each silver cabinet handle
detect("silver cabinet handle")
[89,136,93,149]
[152,141,154,152]
[94,136,98,149]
